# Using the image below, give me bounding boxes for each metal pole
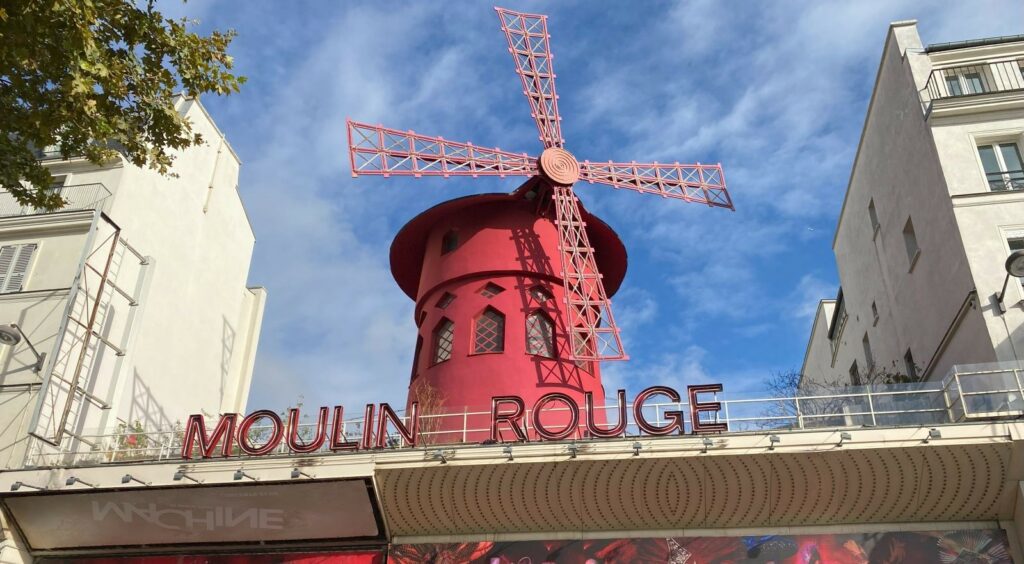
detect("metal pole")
[866,387,877,427]
[54,225,121,445]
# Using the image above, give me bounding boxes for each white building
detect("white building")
[802,24,1024,388]
[0,97,266,469]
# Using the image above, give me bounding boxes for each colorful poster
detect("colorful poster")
[389,529,1012,563]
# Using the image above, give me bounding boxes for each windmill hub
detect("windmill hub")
[538,147,580,185]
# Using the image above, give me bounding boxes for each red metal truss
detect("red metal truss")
[348,6,735,363]
[579,161,733,209]
[550,184,626,361]
[348,121,537,178]
[496,7,564,149]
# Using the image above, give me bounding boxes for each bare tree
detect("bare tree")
[410,378,448,446]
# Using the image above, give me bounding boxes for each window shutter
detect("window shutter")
[0,246,16,293]
[0,244,36,293]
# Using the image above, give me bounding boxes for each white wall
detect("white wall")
[0,98,266,469]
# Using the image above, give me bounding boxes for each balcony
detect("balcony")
[0,183,112,219]
[924,58,1024,110]
[24,360,1024,468]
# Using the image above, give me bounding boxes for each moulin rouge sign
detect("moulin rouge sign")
[181,384,727,459]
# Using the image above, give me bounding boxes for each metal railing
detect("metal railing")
[0,184,112,218]
[925,59,1024,104]
[24,361,1024,468]
[986,169,1024,192]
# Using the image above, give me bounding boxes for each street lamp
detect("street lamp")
[996,250,1024,314]
[0,324,46,372]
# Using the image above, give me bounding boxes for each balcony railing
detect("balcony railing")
[987,169,1024,192]
[925,59,1024,103]
[0,184,112,218]
[24,361,1024,468]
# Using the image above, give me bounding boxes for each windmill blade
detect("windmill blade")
[550,184,627,362]
[579,160,734,209]
[347,120,538,178]
[495,7,564,149]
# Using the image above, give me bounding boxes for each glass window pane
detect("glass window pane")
[999,144,1024,190]
[945,75,962,96]
[964,72,984,94]
[1010,238,1024,252]
[978,145,1001,174]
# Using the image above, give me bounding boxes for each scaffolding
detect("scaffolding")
[26,210,150,463]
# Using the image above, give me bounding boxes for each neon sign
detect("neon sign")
[181,384,726,459]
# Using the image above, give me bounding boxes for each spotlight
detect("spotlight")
[567,444,579,459]
[431,450,447,464]
[10,481,46,491]
[925,428,941,443]
[768,435,781,450]
[120,474,150,486]
[173,470,202,483]
[233,469,258,481]
[290,468,315,479]
[65,476,97,488]
[838,432,852,447]
[702,437,714,453]
[502,445,513,461]
[632,441,642,456]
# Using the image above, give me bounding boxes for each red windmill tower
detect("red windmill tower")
[347,7,732,442]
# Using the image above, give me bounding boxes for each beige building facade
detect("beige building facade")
[0,97,266,470]
[803,24,1024,387]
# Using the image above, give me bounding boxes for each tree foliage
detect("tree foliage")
[0,0,244,209]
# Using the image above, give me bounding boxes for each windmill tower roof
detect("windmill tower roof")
[390,192,627,301]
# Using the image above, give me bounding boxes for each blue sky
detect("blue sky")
[177,1,1022,410]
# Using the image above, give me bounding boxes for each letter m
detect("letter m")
[181,414,238,459]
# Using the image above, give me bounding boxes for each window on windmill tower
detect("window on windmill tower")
[441,230,459,255]
[473,308,505,354]
[480,282,505,298]
[432,318,455,364]
[435,292,456,309]
[526,310,555,357]
[529,285,552,304]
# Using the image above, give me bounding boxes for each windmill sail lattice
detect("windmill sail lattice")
[347,6,733,362]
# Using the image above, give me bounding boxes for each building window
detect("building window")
[944,74,962,97]
[904,348,918,381]
[480,282,504,298]
[902,217,920,271]
[529,285,552,304]
[441,230,459,255]
[862,332,873,370]
[0,243,38,294]
[963,72,984,94]
[435,292,456,309]
[978,142,1024,192]
[416,310,427,327]
[871,301,879,326]
[868,199,880,237]
[849,360,861,386]
[432,318,455,364]
[473,308,505,354]
[526,310,555,357]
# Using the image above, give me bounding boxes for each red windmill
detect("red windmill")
[347,7,732,441]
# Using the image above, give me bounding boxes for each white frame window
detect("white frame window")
[978,141,1024,192]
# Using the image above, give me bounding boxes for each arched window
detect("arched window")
[441,230,459,255]
[432,318,455,364]
[473,307,505,353]
[526,310,555,357]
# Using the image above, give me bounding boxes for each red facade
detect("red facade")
[391,191,627,443]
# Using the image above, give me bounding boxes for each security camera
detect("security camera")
[0,325,22,346]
